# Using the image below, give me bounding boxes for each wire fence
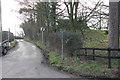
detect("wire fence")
[37,31,83,57]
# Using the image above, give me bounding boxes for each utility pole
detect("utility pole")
[8,28,10,42]
[8,28,10,47]
[109,0,120,49]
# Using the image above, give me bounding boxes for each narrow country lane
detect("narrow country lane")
[1,40,74,78]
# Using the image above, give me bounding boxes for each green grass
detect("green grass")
[111,52,120,68]
[24,38,48,52]
[48,51,61,64]
[24,30,120,78]
[47,51,113,77]
[10,40,17,48]
[62,60,112,77]
[83,30,108,48]
[84,30,107,37]
[63,65,74,71]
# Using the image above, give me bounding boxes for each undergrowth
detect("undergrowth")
[24,30,120,78]
[48,51,114,77]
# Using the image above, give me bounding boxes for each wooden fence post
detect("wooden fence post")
[108,49,111,68]
[92,49,95,60]
[85,49,87,60]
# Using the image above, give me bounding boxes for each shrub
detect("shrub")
[2,31,14,41]
[64,32,83,57]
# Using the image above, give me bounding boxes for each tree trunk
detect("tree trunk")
[69,2,74,30]
[109,2,120,49]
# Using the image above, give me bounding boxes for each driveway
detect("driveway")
[1,40,74,78]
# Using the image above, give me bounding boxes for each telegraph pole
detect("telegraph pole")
[8,28,11,47]
[109,0,120,49]
[8,28,10,42]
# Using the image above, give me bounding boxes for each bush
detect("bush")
[44,31,83,57]
[2,31,14,42]
[64,32,83,57]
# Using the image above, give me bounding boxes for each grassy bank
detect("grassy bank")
[83,30,108,48]
[24,39,48,52]
[10,39,17,48]
[48,51,118,78]
[24,38,119,78]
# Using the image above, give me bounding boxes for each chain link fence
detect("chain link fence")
[37,31,83,57]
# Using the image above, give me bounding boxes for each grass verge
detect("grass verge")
[48,51,115,78]
[24,38,48,52]
[24,38,119,78]
[10,39,17,48]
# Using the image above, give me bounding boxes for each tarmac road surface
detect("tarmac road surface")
[1,40,74,78]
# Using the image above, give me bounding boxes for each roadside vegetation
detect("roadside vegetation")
[83,30,108,48]
[24,39,48,52]
[48,51,113,77]
[25,30,120,78]
[18,0,119,78]
[10,39,17,48]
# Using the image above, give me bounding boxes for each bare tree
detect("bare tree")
[64,1,79,30]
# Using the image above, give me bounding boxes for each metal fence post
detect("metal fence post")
[42,31,43,44]
[61,31,64,60]
[41,27,45,44]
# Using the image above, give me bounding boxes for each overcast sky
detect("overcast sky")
[1,0,109,35]
[1,0,23,35]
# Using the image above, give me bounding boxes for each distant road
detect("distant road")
[1,40,73,78]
